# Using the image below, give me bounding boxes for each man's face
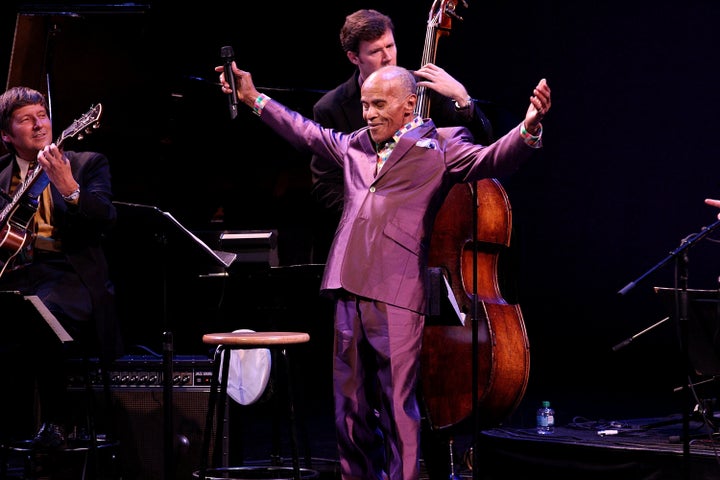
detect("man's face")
[347,29,397,84]
[0,104,52,161]
[361,69,416,144]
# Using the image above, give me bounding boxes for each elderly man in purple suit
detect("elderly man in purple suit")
[218,62,551,480]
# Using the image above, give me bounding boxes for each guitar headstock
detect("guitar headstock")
[56,103,102,148]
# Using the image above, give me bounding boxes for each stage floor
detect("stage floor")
[4,402,720,479]
[476,413,720,480]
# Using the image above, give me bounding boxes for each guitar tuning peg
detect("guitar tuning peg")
[77,133,84,141]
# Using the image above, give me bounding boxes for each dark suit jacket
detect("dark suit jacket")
[261,99,535,314]
[0,150,123,359]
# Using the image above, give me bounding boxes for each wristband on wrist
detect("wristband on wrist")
[520,124,543,148]
[453,97,473,110]
[253,94,270,116]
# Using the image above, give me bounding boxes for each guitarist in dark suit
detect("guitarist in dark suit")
[0,86,123,449]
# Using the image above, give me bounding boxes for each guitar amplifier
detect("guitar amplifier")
[67,353,214,390]
[67,354,226,480]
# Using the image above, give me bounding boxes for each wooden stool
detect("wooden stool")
[196,331,317,480]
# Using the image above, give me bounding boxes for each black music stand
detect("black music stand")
[0,291,73,346]
[110,201,236,332]
[654,287,720,382]
[652,287,720,446]
[110,201,236,480]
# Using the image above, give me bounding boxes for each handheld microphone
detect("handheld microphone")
[220,46,238,119]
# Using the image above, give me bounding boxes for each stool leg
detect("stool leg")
[270,350,281,467]
[281,347,302,480]
[198,345,224,480]
[214,346,231,468]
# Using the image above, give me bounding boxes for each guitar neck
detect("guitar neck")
[0,167,49,220]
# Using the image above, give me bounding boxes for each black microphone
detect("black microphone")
[220,46,238,119]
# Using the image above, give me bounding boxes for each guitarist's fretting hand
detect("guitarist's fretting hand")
[36,143,80,200]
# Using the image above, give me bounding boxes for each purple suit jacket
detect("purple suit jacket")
[260,100,536,314]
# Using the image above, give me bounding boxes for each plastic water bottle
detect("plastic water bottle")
[536,400,555,434]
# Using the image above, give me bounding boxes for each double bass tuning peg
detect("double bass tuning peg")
[447,10,463,22]
[443,1,466,23]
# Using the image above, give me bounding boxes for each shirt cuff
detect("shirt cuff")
[520,123,543,149]
[253,94,271,116]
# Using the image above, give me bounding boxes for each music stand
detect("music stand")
[111,201,236,327]
[654,286,720,446]
[654,287,720,379]
[0,291,73,346]
[110,201,236,480]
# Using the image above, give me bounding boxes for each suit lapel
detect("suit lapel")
[357,130,380,184]
[0,155,15,200]
[338,73,364,131]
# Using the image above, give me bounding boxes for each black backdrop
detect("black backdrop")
[1,0,720,427]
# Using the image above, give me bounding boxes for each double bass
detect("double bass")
[419,0,531,434]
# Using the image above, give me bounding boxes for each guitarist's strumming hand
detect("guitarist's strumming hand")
[37,143,80,201]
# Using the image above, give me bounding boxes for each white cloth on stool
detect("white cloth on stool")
[219,329,271,405]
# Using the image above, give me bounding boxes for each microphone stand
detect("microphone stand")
[617,218,720,296]
[617,217,720,480]
[611,316,670,352]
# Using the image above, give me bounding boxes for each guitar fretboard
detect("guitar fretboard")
[0,165,44,220]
